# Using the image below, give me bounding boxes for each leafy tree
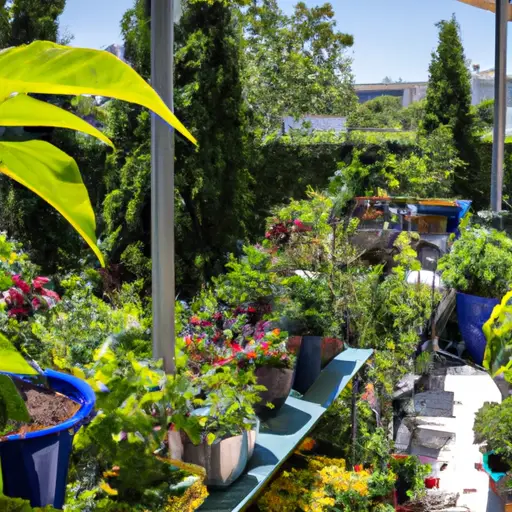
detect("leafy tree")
[243,0,356,136]
[423,15,480,202]
[348,96,425,131]
[473,98,494,134]
[0,0,65,47]
[348,96,403,129]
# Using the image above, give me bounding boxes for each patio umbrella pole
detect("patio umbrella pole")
[491,0,508,213]
[151,0,176,374]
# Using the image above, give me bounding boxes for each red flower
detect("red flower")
[12,275,30,294]
[231,343,242,353]
[8,288,24,306]
[8,307,29,317]
[214,356,235,367]
[190,316,200,326]
[247,306,257,313]
[200,320,213,327]
[213,312,222,321]
[293,218,305,228]
[184,336,192,346]
[31,297,41,310]
[261,342,269,350]
[32,276,50,290]
[265,232,271,239]
[246,351,257,360]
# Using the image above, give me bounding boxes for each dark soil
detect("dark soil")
[6,379,80,435]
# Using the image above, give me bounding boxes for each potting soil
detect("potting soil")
[6,379,80,435]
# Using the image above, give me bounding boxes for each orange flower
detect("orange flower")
[272,328,281,336]
[247,351,257,359]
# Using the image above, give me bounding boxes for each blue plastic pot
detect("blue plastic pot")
[292,335,322,395]
[0,369,96,509]
[456,292,499,365]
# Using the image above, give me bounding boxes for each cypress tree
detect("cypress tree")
[423,15,481,203]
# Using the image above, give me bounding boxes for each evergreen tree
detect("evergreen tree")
[102,0,253,295]
[423,15,481,202]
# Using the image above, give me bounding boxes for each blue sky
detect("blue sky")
[60,0,509,83]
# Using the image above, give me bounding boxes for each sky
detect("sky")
[60,0,509,84]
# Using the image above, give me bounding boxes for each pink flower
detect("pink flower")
[261,342,269,350]
[12,275,30,294]
[41,288,60,301]
[200,320,213,328]
[293,219,304,228]
[265,232,271,239]
[231,343,242,353]
[32,276,50,289]
[213,312,223,321]
[31,297,41,310]
[190,316,200,326]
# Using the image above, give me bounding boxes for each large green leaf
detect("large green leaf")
[0,333,36,375]
[0,94,114,148]
[0,140,103,266]
[0,41,196,145]
[0,374,30,423]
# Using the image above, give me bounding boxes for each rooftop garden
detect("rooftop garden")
[1,1,512,511]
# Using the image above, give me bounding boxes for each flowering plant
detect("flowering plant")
[181,305,294,372]
[1,274,60,319]
[265,217,312,246]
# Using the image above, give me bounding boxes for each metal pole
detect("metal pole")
[491,0,508,212]
[151,0,175,373]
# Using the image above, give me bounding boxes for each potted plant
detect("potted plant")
[64,343,208,510]
[438,227,512,364]
[277,274,342,394]
[181,302,295,420]
[0,333,96,509]
[166,365,262,488]
[390,455,431,505]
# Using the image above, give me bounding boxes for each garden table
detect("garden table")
[198,347,373,512]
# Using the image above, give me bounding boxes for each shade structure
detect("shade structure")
[458,0,512,19]
[457,0,510,212]
[151,0,176,373]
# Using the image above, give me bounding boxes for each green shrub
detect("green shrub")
[390,455,431,501]
[474,398,512,467]
[438,227,512,298]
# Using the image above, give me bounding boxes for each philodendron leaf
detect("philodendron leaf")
[0,333,37,375]
[0,374,30,423]
[0,94,114,148]
[0,140,103,266]
[0,41,196,145]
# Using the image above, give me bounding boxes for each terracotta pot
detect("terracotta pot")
[170,421,259,488]
[254,366,294,420]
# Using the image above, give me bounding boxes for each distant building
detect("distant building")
[354,82,428,107]
[282,115,347,134]
[471,68,512,106]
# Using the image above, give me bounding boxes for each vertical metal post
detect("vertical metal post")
[491,0,508,212]
[151,0,175,373]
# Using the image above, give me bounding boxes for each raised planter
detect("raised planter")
[289,336,344,394]
[0,369,96,509]
[177,421,259,488]
[456,292,499,365]
[254,366,294,420]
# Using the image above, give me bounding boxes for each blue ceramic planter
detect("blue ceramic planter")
[292,335,322,395]
[456,292,499,365]
[0,369,96,509]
